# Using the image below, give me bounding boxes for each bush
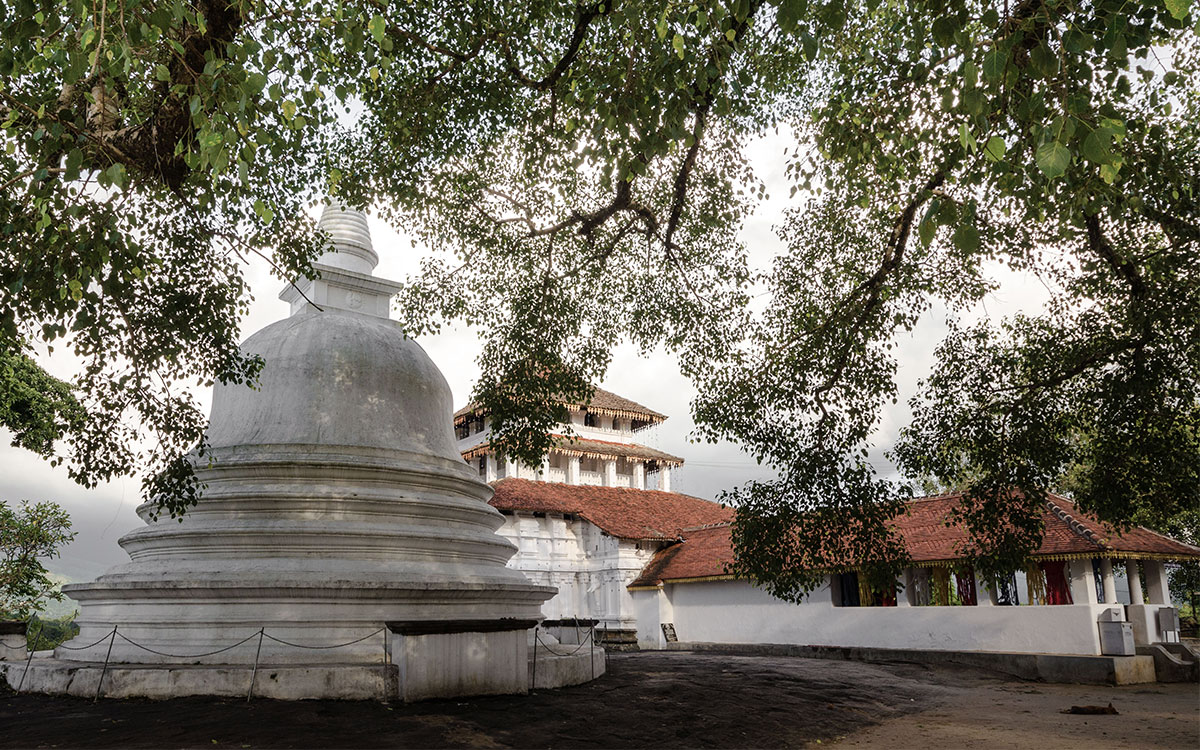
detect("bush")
[25,612,79,652]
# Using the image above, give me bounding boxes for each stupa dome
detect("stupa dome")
[206,312,461,463]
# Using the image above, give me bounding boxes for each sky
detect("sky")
[0,133,1053,585]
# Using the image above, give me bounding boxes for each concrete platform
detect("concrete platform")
[664,642,1157,685]
[1,660,395,700]
[2,643,606,701]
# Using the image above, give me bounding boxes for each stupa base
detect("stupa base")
[3,659,397,701]
[3,631,605,701]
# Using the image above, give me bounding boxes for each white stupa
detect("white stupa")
[13,206,571,700]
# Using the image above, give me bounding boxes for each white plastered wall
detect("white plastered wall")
[496,512,661,628]
[632,577,1124,655]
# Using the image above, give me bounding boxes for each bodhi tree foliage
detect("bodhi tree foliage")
[0,499,75,620]
[1,1,1196,597]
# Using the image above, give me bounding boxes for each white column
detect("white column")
[1099,558,1118,604]
[1143,560,1171,605]
[821,574,840,605]
[1126,559,1144,604]
[1069,559,1099,605]
[540,456,550,481]
[976,570,996,606]
[659,466,671,493]
[604,459,617,487]
[505,456,518,479]
[633,461,645,490]
[897,569,912,607]
[567,456,580,485]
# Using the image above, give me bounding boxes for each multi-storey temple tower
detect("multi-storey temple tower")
[453,391,730,648]
[454,389,684,491]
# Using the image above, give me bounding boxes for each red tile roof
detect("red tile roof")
[629,524,735,587]
[488,478,731,541]
[630,491,1200,587]
[455,386,666,425]
[899,492,1200,562]
[464,434,684,466]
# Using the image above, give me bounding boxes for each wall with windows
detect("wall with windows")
[632,578,1121,654]
[631,558,1180,654]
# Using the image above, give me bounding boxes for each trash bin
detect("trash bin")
[1098,621,1135,655]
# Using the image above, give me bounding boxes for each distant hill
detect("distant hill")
[37,573,80,620]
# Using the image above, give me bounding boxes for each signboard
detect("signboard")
[661,623,678,643]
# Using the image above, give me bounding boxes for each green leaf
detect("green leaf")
[1081,127,1113,164]
[918,211,937,247]
[1099,117,1126,143]
[953,224,979,252]
[1036,141,1070,179]
[958,123,976,154]
[253,199,274,225]
[64,149,83,179]
[672,33,685,59]
[368,15,386,44]
[105,163,127,189]
[155,64,171,82]
[656,10,668,39]
[1030,43,1059,77]
[1100,159,1122,185]
[1164,0,1190,21]
[931,17,956,48]
[983,136,1006,162]
[982,49,1007,81]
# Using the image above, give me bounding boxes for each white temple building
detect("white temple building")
[457,390,1200,681]
[456,390,682,491]
[454,394,725,648]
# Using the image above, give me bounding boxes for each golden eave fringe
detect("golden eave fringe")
[460,444,683,466]
[555,447,683,465]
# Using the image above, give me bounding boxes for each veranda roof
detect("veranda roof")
[629,492,1200,588]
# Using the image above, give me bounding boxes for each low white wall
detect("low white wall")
[636,579,1125,656]
[1126,604,1176,645]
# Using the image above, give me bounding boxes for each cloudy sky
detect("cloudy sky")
[0,134,1050,584]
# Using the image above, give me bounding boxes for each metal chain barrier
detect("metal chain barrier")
[113,630,262,659]
[261,629,384,650]
[534,627,595,657]
[529,622,603,690]
[10,625,390,701]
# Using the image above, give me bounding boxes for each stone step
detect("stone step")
[595,629,639,652]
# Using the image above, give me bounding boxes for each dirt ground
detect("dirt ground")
[1,651,1196,749]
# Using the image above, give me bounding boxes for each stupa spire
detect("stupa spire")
[316,203,379,274]
[278,202,401,318]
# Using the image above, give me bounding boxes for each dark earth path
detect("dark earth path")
[2,651,1196,749]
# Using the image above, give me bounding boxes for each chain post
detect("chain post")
[246,628,265,702]
[530,625,538,693]
[93,626,117,702]
[16,623,44,692]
